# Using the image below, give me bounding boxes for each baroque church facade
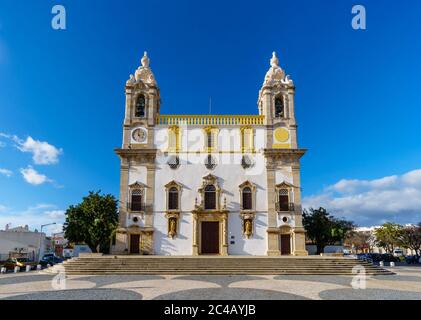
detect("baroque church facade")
[111,52,308,256]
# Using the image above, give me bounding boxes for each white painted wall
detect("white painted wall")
[227,212,267,255]
[124,125,297,255]
[153,213,193,255]
[0,231,47,261]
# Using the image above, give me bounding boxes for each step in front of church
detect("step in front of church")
[48,255,393,276]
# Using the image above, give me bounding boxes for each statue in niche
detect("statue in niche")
[169,218,177,238]
[244,219,253,238]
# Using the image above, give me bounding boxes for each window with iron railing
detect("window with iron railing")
[276,201,295,212]
[129,190,143,211]
[276,189,294,211]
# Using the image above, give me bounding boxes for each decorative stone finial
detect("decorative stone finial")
[134,51,157,85]
[141,51,150,67]
[270,51,279,68]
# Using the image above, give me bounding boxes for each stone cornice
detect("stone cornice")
[263,148,307,158]
[115,148,157,163]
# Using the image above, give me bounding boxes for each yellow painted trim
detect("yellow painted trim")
[274,128,290,143]
[202,127,219,153]
[157,115,265,126]
[272,143,291,149]
[240,126,255,153]
[167,125,181,153]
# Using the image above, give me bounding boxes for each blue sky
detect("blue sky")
[0,0,421,232]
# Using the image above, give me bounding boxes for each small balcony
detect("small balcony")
[127,202,144,212]
[275,202,295,212]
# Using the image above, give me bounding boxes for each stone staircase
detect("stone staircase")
[47,255,393,276]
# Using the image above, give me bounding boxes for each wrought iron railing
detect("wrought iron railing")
[275,202,295,212]
[127,202,144,212]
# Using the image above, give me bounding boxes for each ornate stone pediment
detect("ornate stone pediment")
[128,181,148,189]
[275,181,298,189]
[164,180,182,189]
[238,180,256,191]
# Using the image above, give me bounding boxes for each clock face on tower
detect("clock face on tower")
[131,127,147,143]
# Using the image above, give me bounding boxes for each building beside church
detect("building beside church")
[111,52,308,256]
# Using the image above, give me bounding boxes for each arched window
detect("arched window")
[242,187,252,210]
[135,95,146,118]
[131,189,143,211]
[168,187,179,210]
[275,96,284,118]
[204,185,216,210]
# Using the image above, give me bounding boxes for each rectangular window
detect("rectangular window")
[131,195,142,211]
[168,191,178,210]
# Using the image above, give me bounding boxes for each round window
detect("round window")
[241,155,254,169]
[167,155,180,170]
[204,154,217,170]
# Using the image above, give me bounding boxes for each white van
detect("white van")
[393,248,404,257]
[72,245,92,257]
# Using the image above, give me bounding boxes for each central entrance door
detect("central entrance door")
[201,221,219,254]
[130,234,140,254]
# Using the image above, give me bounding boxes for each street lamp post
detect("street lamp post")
[37,223,56,262]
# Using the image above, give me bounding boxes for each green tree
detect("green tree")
[398,223,421,258]
[344,230,372,253]
[63,191,119,253]
[303,207,355,255]
[374,222,404,253]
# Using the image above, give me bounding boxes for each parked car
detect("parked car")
[357,253,383,263]
[380,253,400,262]
[405,255,421,264]
[2,258,37,271]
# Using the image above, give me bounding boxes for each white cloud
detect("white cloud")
[303,169,421,227]
[0,204,65,234]
[15,136,62,165]
[20,166,50,185]
[45,210,65,219]
[0,168,12,177]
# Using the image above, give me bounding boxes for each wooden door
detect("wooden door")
[201,222,219,254]
[130,234,140,254]
[280,234,291,255]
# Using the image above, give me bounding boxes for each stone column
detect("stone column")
[266,159,281,256]
[192,213,198,255]
[221,213,228,256]
[145,162,156,227]
[119,160,129,228]
[291,161,308,256]
[287,87,298,149]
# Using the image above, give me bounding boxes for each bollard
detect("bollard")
[25,265,31,272]
[390,262,395,267]
[37,264,42,271]
[379,261,384,267]
[14,266,20,273]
